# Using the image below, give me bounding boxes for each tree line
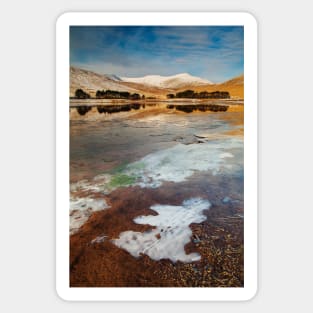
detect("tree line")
[73,88,144,100]
[73,88,230,100]
[167,90,230,99]
[96,89,144,100]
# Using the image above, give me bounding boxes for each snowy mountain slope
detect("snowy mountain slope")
[70,67,136,96]
[70,67,172,97]
[121,73,213,89]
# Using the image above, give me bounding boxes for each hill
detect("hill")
[70,67,244,99]
[187,75,244,99]
[70,67,172,98]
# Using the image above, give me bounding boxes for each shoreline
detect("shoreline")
[69,99,244,116]
[70,98,244,107]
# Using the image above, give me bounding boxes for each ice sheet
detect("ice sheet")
[112,198,210,262]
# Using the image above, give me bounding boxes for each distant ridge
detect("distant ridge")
[70,67,171,98]
[186,74,244,99]
[106,74,122,81]
[70,66,244,99]
[121,73,213,89]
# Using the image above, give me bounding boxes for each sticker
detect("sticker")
[56,12,258,301]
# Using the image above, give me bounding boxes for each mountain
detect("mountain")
[70,67,172,98]
[106,74,122,81]
[70,67,136,97]
[121,73,213,89]
[70,66,244,99]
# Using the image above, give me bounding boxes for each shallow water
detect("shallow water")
[70,101,244,262]
[70,102,243,180]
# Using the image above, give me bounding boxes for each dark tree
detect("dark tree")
[130,93,141,100]
[75,89,90,99]
[175,89,230,99]
[175,90,195,98]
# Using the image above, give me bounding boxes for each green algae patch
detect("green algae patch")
[109,162,129,174]
[109,174,136,188]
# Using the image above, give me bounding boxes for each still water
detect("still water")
[70,101,243,263]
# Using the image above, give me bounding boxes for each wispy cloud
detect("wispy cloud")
[70,26,243,82]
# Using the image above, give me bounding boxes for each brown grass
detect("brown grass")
[182,75,244,99]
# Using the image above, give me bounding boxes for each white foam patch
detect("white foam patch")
[112,198,210,262]
[70,197,109,234]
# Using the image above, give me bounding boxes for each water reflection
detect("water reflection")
[70,100,241,117]
[76,105,92,115]
[168,104,228,113]
[96,103,142,114]
[70,102,243,184]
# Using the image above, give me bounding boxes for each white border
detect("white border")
[56,12,257,301]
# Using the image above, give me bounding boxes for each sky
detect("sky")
[70,26,243,83]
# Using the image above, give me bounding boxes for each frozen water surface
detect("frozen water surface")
[127,138,242,188]
[70,197,109,234]
[71,138,242,193]
[112,198,211,262]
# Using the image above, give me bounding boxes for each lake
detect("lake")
[69,100,244,287]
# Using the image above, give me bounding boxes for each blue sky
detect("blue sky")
[70,26,243,83]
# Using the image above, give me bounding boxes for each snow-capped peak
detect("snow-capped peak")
[121,73,213,89]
